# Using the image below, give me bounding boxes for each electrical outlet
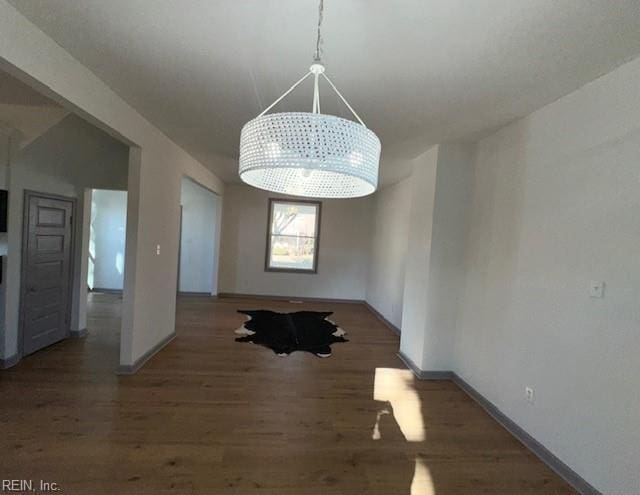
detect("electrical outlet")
[525,387,535,404]
[156,244,161,256]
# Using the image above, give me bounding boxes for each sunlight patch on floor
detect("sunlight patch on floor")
[373,368,425,442]
[411,457,435,495]
[371,408,390,440]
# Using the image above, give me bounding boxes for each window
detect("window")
[265,199,321,273]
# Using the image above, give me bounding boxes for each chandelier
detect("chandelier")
[238,0,381,198]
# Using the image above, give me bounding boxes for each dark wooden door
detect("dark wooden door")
[21,192,75,356]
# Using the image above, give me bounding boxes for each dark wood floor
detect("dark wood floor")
[0,293,575,494]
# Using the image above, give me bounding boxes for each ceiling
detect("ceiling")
[9,0,640,186]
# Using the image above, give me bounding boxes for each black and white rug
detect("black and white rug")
[234,310,348,358]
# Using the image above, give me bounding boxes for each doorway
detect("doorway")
[178,177,221,296]
[87,189,127,293]
[19,190,75,356]
[0,68,130,370]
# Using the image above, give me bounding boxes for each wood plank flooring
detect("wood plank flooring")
[0,293,576,494]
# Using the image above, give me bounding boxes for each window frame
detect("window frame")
[264,198,322,274]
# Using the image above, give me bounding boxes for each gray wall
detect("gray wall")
[454,56,640,495]
[0,131,10,358]
[365,177,412,329]
[89,189,127,291]
[398,147,438,367]
[0,130,9,189]
[2,3,226,371]
[367,53,640,494]
[219,184,372,300]
[424,144,474,369]
[394,144,473,370]
[2,114,128,358]
[179,177,221,294]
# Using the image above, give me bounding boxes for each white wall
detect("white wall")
[89,189,127,291]
[398,147,438,368]
[179,177,220,294]
[369,57,640,494]
[424,144,474,370]
[390,142,478,374]
[0,1,225,367]
[454,56,640,495]
[3,114,128,356]
[365,178,412,329]
[220,184,372,300]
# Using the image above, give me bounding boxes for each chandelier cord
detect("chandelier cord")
[321,72,366,127]
[257,71,312,117]
[315,0,324,62]
[255,0,368,127]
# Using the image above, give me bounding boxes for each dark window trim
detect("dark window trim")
[265,197,322,274]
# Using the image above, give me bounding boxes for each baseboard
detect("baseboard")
[397,354,601,495]
[0,353,20,369]
[90,287,123,294]
[178,291,213,297]
[218,292,365,305]
[364,302,401,335]
[70,328,87,338]
[3,330,86,368]
[397,351,453,379]
[451,373,602,495]
[116,332,176,375]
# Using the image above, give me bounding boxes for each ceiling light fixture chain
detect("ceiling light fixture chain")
[315,0,324,63]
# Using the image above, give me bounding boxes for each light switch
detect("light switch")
[589,280,605,299]
[525,386,535,404]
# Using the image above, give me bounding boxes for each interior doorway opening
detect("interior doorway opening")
[177,177,222,296]
[0,67,130,369]
[87,189,127,294]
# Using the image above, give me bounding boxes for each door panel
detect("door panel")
[21,193,74,356]
[36,235,65,253]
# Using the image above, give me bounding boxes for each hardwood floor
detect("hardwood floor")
[0,293,576,494]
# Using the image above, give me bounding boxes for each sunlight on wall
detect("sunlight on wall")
[411,457,435,495]
[373,368,425,442]
[89,190,127,290]
[87,199,96,289]
[116,251,124,275]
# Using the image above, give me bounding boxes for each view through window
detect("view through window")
[266,199,321,272]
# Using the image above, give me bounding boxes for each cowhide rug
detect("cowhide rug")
[234,310,348,357]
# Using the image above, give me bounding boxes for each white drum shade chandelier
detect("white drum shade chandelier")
[239,0,381,198]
